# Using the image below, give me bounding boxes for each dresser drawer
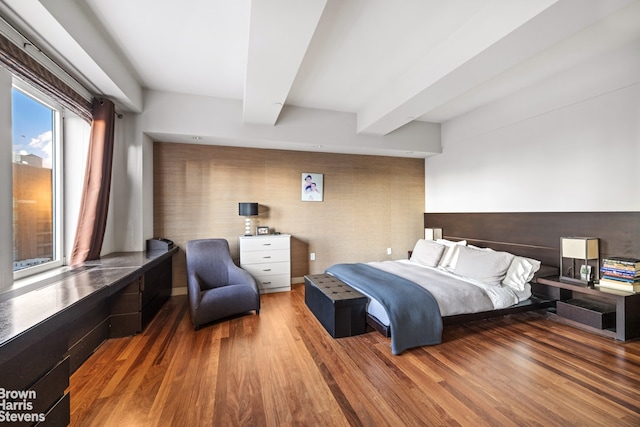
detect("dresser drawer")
[243,261,290,277]
[241,249,289,264]
[239,234,291,294]
[255,274,291,291]
[110,291,142,314]
[241,237,290,252]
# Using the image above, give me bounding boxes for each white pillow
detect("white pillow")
[436,239,467,270]
[453,245,515,286]
[468,244,493,251]
[410,239,446,267]
[502,256,541,291]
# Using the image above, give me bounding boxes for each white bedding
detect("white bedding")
[363,259,532,327]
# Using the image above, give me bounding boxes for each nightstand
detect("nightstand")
[239,234,291,293]
[535,276,640,341]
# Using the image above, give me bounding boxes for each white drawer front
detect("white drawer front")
[255,274,290,290]
[241,249,289,264]
[243,262,290,277]
[241,237,290,252]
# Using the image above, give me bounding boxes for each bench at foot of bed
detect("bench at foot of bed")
[304,274,368,338]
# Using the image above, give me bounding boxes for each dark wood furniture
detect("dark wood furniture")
[423,211,640,340]
[110,255,173,337]
[0,248,177,427]
[423,212,640,271]
[304,274,367,338]
[535,276,640,341]
[366,282,556,339]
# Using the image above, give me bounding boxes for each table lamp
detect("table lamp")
[238,202,259,235]
[560,237,599,285]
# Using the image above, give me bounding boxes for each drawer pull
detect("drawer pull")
[262,281,272,285]
[263,256,271,259]
[263,268,272,272]
[262,243,272,246]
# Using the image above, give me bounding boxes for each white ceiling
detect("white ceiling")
[1,0,639,147]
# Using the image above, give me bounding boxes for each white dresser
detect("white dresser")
[239,234,291,293]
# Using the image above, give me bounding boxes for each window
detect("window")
[12,81,63,277]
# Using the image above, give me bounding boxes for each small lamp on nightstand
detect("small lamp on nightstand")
[238,202,259,236]
[560,237,599,285]
[424,228,443,240]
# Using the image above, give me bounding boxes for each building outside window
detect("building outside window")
[11,83,63,276]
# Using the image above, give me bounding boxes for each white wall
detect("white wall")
[425,39,640,212]
[141,90,441,158]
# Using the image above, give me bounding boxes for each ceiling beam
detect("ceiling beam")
[34,0,143,112]
[356,0,563,135]
[243,0,327,125]
[357,0,636,135]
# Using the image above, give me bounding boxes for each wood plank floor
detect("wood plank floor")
[69,284,640,426]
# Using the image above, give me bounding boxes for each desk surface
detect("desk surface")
[0,248,177,355]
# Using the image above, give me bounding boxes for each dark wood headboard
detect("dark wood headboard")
[424,212,640,269]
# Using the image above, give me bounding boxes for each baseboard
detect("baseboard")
[292,276,305,285]
[171,287,187,296]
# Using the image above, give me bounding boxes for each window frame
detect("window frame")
[12,78,64,279]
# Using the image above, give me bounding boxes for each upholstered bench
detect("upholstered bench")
[304,274,368,338]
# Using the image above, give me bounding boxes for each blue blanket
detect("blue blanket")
[326,263,442,354]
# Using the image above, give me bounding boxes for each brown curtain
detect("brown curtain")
[70,98,116,265]
[0,33,92,123]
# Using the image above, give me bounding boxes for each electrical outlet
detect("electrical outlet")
[387,248,392,255]
[310,252,316,261]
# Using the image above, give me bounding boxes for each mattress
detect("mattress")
[360,260,531,327]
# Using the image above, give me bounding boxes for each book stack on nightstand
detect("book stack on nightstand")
[599,257,640,293]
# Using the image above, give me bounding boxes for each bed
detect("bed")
[326,238,555,354]
[323,211,640,354]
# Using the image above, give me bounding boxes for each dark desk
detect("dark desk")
[534,276,640,341]
[0,248,177,426]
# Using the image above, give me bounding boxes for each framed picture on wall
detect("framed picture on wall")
[301,173,323,202]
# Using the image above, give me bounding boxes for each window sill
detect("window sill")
[1,265,94,303]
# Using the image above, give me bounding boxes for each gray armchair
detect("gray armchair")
[185,239,260,329]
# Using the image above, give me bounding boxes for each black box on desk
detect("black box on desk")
[146,238,174,252]
[304,274,367,338]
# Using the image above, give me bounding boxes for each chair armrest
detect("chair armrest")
[186,272,204,310]
[228,264,260,293]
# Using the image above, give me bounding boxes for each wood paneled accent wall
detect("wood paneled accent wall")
[424,212,640,270]
[154,142,425,289]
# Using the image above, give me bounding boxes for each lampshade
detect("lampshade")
[424,228,443,240]
[560,236,600,285]
[239,203,259,236]
[238,202,259,217]
[561,237,599,259]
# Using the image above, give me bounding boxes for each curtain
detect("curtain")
[0,33,92,123]
[70,98,115,265]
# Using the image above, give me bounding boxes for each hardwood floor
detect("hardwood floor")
[69,284,640,426]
